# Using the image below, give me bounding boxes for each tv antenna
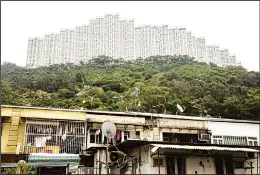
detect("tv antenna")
[101,121,117,174]
[176,104,185,114]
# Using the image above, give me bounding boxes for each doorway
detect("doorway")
[224,155,234,174]
[166,156,175,175]
[215,156,224,174]
[177,157,186,175]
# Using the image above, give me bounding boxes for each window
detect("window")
[136,131,140,139]
[153,158,164,167]
[124,131,130,141]
[212,135,224,145]
[233,160,244,169]
[247,137,258,146]
[90,129,102,144]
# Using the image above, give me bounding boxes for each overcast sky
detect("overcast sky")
[1,1,259,71]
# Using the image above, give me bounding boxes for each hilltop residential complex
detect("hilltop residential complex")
[26,14,238,68]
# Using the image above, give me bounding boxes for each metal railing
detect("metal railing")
[70,166,97,174]
[24,119,86,154]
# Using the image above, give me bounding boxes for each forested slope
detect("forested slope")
[1,55,259,120]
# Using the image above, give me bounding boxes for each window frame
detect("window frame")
[233,159,244,169]
[153,157,165,167]
[247,137,258,146]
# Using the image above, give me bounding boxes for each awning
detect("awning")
[1,163,70,168]
[151,144,260,153]
[28,153,80,165]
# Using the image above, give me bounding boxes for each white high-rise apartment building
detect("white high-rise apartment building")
[220,49,230,67]
[119,20,135,60]
[104,14,120,59]
[26,14,237,68]
[135,25,151,59]
[26,37,42,68]
[206,45,220,65]
[229,54,237,66]
[168,28,177,56]
[186,31,194,57]
[196,37,206,62]
[75,25,89,63]
[57,29,77,65]
[178,28,187,56]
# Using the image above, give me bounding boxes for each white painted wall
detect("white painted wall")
[128,145,151,174]
[186,157,216,174]
[208,121,260,144]
[129,145,218,174]
[233,152,260,175]
[93,150,107,174]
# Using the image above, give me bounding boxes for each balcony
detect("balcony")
[162,133,210,145]
[23,119,86,154]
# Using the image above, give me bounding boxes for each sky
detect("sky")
[1,1,259,71]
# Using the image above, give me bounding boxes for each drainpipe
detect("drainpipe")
[257,152,259,175]
[106,134,109,175]
[250,161,253,175]
[66,164,70,175]
[158,148,160,175]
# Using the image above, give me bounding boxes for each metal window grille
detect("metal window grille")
[222,136,247,146]
[24,119,86,154]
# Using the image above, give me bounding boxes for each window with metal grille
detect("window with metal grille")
[24,119,86,154]
[223,136,247,146]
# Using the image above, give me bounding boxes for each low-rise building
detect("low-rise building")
[1,105,259,174]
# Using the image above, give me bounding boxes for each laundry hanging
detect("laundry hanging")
[35,137,47,147]
[116,131,121,141]
[95,129,101,135]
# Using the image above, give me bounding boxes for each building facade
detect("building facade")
[26,14,238,68]
[1,105,259,174]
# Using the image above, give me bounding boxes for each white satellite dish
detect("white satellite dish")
[176,104,184,113]
[101,121,116,138]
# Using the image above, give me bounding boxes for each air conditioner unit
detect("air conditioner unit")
[198,134,211,141]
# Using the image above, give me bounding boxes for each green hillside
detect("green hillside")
[1,55,259,120]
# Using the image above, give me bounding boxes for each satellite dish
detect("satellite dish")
[101,121,116,138]
[176,104,184,113]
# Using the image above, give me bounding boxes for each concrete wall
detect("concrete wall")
[208,121,260,144]
[158,118,207,130]
[1,107,86,120]
[93,150,107,174]
[186,156,216,174]
[1,123,10,153]
[128,145,151,174]
[87,114,145,125]
[128,145,218,174]
[233,152,260,175]
[1,118,26,153]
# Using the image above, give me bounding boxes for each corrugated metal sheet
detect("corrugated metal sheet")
[28,153,80,164]
[151,144,259,153]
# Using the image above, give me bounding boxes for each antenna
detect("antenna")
[101,121,116,174]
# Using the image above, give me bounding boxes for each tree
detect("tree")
[1,55,259,120]
[2,160,37,175]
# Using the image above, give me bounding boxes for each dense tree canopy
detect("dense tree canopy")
[1,55,259,120]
